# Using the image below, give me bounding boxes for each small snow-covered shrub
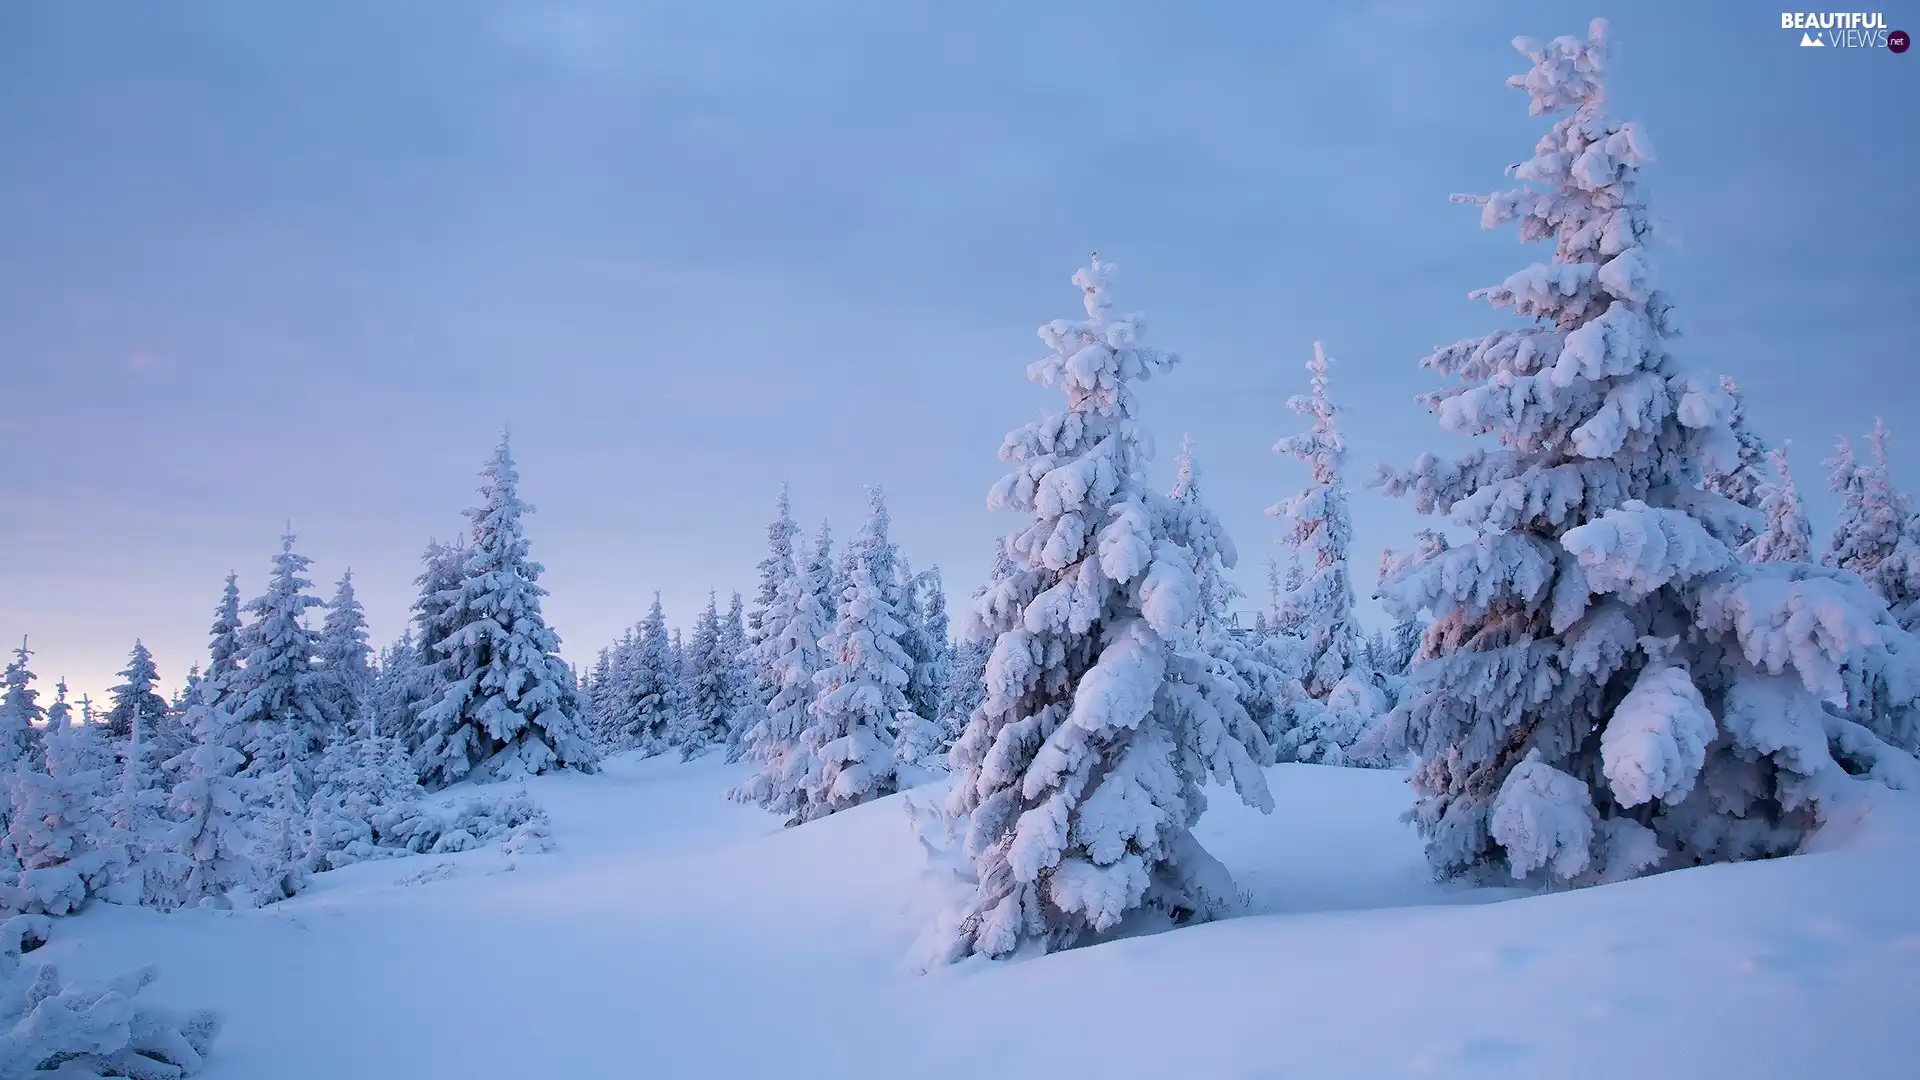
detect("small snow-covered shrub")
[0,914,221,1079]
[370,789,549,856]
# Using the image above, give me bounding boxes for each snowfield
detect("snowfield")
[38,752,1920,1079]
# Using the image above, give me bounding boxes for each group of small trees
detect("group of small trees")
[1,433,591,917]
[585,483,958,826]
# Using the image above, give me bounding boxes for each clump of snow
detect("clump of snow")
[0,914,221,1078]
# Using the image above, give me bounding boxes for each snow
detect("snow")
[34,754,1920,1078]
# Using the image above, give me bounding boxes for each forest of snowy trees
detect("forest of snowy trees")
[0,22,1915,1027]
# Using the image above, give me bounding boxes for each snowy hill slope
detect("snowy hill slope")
[38,754,1920,1079]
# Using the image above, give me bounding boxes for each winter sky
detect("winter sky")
[2,0,1915,700]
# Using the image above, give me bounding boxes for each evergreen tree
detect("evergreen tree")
[317,569,375,737]
[1741,441,1814,565]
[0,640,44,769]
[798,553,907,821]
[732,522,836,818]
[367,632,420,742]
[401,539,467,762]
[207,573,244,687]
[942,255,1273,959]
[1702,376,1768,545]
[414,435,595,786]
[748,483,800,676]
[104,641,168,741]
[894,564,956,766]
[674,593,732,760]
[1170,435,1243,624]
[582,644,618,747]
[227,533,339,804]
[1271,342,1369,700]
[936,544,1010,742]
[1823,420,1916,624]
[720,592,760,762]
[165,691,256,908]
[1368,22,1919,885]
[5,700,114,914]
[101,704,179,907]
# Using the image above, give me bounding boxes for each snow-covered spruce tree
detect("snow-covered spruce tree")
[317,569,375,738]
[1741,441,1814,565]
[100,706,179,908]
[935,543,1011,745]
[1170,435,1243,625]
[748,484,801,683]
[1701,376,1767,546]
[1824,420,1916,623]
[1164,436,1294,749]
[1368,21,1920,885]
[671,593,731,761]
[0,914,223,1078]
[720,591,761,762]
[618,598,680,754]
[941,256,1273,959]
[797,553,909,822]
[1271,342,1369,699]
[580,643,617,747]
[226,533,339,806]
[1266,343,1388,767]
[895,565,957,767]
[164,692,256,909]
[367,633,419,742]
[104,641,168,741]
[5,703,115,915]
[415,435,596,786]
[397,540,466,765]
[0,641,45,770]
[731,522,835,818]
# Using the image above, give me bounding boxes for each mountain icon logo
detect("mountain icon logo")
[1800,31,1826,46]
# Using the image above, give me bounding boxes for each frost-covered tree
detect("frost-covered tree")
[1824,421,1916,625]
[1270,556,1307,637]
[206,573,244,687]
[0,641,45,769]
[673,593,732,760]
[398,539,466,761]
[749,484,800,668]
[1169,435,1243,625]
[104,641,168,741]
[797,553,908,822]
[936,545,1008,741]
[415,435,596,786]
[367,633,419,742]
[1702,376,1767,545]
[100,706,179,908]
[317,569,375,737]
[5,705,114,915]
[1271,342,1369,700]
[617,601,679,754]
[894,564,956,766]
[732,522,836,818]
[164,691,256,908]
[941,256,1273,960]
[227,533,338,805]
[581,644,617,746]
[1368,21,1920,885]
[720,591,761,762]
[1741,441,1814,565]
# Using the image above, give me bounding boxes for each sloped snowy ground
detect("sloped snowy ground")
[38,754,1920,1079]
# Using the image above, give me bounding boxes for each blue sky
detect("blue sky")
[2,0,1915,702]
